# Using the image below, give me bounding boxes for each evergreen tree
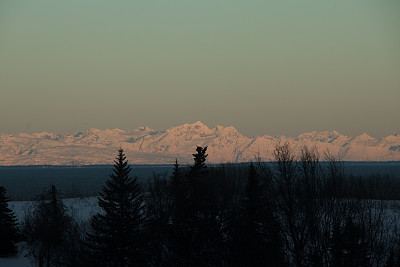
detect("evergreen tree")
[87,148,145,267]
[245,163,262,219]
[145,174,172,267]
[169,158,182,200]
[169,158,185,214]
[169,158,194,266]
[190,146,208,174]
[170,147,225,266]
[0,186,19,257]
[183,147,226,266]
[23,185,75,267]
[172,158,180,180]
[229,163,284,266]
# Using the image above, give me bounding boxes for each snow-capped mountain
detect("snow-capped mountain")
[0,122,399,165]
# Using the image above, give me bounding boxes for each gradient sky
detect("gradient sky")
[1,0,399,138]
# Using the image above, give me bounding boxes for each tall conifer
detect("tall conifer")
[0,186,19,257]
[23,185,74,267]
[87,148,145,266]
[190,146,208,173]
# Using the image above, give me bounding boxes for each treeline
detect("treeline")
[1,145,400,266]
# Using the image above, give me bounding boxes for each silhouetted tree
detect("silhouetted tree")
[190,146,208,174]
[23,185,76,267]
[188,147,226,266]
[245,163,262,220]
[87,148,146,266]
[169,156,196,265]
[169,146,228,266]
[331,215,369,267]
[145,174,172,266]
[171,158,180,181]
[229,163,284,266]
[169,158,183,204]
[272,144,333,266]
[0,186,19,257]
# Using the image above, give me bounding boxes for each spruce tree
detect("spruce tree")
[169,158,185,222]
[23,185,75,267]
[169,158,193,265]
[169,158,181,198]
[145,174,171,267]
[0,186,19,257]
[181,146,225,265]
[171,158,180,181]
[190,146,208,174]
[171,147,218,265]
[87,148,145,266]
[229,163,284,266]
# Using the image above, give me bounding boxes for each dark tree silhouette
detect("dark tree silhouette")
[190,146,208,174]
[169,158,182,201]
[331,215,369,267]
[23,185,75,267]
[187,146,226,266]
[172,158,180,180]
[229,163,284,266]
[169,157,195,266]
[169,146,228,266]
[145,174,172,267]
[0,186,19,257]
[87,148,145,266]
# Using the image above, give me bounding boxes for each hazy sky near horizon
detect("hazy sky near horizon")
[0,0,399,138]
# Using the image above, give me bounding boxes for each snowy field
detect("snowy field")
[0,254,31,267]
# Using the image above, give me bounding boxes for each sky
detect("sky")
[0,0,399,138]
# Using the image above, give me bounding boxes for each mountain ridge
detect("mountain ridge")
[0,122,399,165]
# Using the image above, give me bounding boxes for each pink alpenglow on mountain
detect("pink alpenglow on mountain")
[0,122,399,165]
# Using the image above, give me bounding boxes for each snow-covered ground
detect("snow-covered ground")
[0,255,31,267]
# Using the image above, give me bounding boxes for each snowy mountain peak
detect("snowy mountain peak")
[297,130,343,142]
[167,121,212,136]
[134,126,154,132]
[259,134,275,140]
[331,130,341,136]
[84,128,126,135]
[32,132,60,140]
[214,125,240,136]
[86,128,101,135]
[192,121,206,127]
[355,133,374,140]
[383,134,400,143]
[18,133,32,138]
[111,128,126,133]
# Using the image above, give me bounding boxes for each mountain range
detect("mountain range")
[1,121,399,166]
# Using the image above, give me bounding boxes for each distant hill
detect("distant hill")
[1,121,400,165]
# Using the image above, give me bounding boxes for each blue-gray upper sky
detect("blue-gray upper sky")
[1,0,399,138]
